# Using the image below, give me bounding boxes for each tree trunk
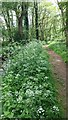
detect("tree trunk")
[16,2,24,40]
[31,6,35,39]
[2,9,12,42]
[34,1,39,40]
[18,17,23,38]
[11,10,14,26]
[57,0,68,45]
[59,2,68,47]
[32,7,34,28]
[24,3,29,40]
[66,2,68,47]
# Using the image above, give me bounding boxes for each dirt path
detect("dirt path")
[43,45,66,117]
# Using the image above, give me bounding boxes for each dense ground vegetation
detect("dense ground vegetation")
[2,42,62,119]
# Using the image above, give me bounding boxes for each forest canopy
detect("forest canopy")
[0,0,68,45]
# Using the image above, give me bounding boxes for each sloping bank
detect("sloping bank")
[2,41,63,119]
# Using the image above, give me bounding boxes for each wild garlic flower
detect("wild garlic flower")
[38,106,45,114]
[45,76,48,79]
[17,95,22,103]
[53,106,59,112]
[44,90,51,97]
[25,89,34,97]
[35,90,42,95]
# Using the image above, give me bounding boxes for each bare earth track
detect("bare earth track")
[43,45,66,118]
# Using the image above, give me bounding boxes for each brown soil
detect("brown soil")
[43,45,66,118]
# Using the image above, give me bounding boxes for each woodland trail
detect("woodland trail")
[43,45,66,118]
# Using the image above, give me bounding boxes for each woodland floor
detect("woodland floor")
[43,45,66,118]
[0,45,67,118]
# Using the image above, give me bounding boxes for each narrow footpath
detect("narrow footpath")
[43,45,66,117]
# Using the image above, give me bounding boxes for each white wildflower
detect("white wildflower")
[46,90,51,94]
[38,106,45,114]
[20,110,23,113]
[1,114,4,117]
[53,106,59,112]
[44,90,51,97]
[25,89,34,97]
[15,91,18,96]
[17,95,22,103]
[15,73,20,78]
[45,76,48,79]
[35,90,42,95]
[39,85,42,88]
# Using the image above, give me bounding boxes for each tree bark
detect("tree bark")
[34,1,39,40]
[66,2,68,47]
[11,10,14,26]
[57,0,68,45]
[24,2,29,40]
[18,17,23,37]
[2,9,12,41]
[16,2,24,39]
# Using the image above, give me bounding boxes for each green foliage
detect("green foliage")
[13,28,28,44]
[13,30,22,42]
[2,42,23,60]
[48,40,67,62]
[2,41,62,119]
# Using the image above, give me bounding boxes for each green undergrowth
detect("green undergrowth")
[48,41,67,62]
[2,41,63,119]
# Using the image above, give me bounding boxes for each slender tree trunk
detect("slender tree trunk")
[66,2,68,47]
[39,22,44,41]
[24,3,29,40]
[16,2,24,40]
[31,6,35,39]
[18,17,23,38]
[2,9,12,41]
[11,10,14,26]
[32,7,34,28]
[7,10,12,41]
[34,1,39,40]
[57,0,68,44]
[59,2,68,47]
